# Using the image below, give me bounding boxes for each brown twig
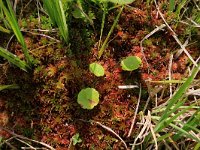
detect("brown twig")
[140,24,166,73]
[91,121,128,149]
[0,126,55,150]
[127,84,142,137]
[153,0,198,67]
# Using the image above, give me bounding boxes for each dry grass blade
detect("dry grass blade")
[128,84,141,137]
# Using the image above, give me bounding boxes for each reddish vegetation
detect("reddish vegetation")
[0,1,199,149]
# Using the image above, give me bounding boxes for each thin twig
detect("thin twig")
[128,84,142,137]
[174,37,189,59]
[131,114,151,150]
[21,30,61,43]
[193,0,200,11]
[4,140,18,150]
[92,121,128,149]
[147,111,158,150]
[6,34,15,50]
[0,126,55,150]
[140,24,166,73]
[19,0,33,19]
[36,0,41,28]
[15,138,36,150]
[154,0,198,67]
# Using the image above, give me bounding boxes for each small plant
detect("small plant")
[77,88,100,109]
[89,62,105,77]
[0,84,19,91]
[120,56,142,71]
[97,0,135,58]
[72,133,82,145]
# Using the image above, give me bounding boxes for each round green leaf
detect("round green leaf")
[89,63,105,77]
[121,56,142,71]
[77,88,100,109]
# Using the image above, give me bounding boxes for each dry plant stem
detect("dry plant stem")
[92,121,128,149]
[193,0,200,11]
[21,30,61,43]
[36,0,41,28]
[19,0,33,19]
[31,29,57,32]
[131,113,151,150]
[186,17,200,27]
[16,138,36,149]
[140,24,166,73]
[6,34,15,50]
[127,84,141,137]
[174,37,189,59]
[142,96,151,113]
[169,54,173,98]
[147,111,158,150]
[154,0,198,67]
[4,140,17,150]
[168,137,179,150]
[0,126,55,150]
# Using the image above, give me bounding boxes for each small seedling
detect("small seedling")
[77,88,99,109]
[72,133,82,145]
[121,56,142,71]
[89,62,105,77]
[0,84,19,91]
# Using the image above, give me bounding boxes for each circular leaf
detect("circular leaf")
[77,88,100,109]
[121,56,142,71]
[89,63,105,77]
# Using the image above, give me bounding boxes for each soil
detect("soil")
[0,0,199,149]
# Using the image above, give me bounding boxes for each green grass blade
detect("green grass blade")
[175,0,187,18]
[169,123,200,143]
[173,108,200,140]
[0,25,10,33]
[43,0,69,44]
[0,0,33,66]
[43,1,56,24]
[169,0,175,12]
[98,6,124,58]
[158,64,200,122]
[0,47,29,71]
[0,84,19,91]
[149,80,185,84]
[98,3,107,50]
[155,100,195,133]
[151,133,173,143]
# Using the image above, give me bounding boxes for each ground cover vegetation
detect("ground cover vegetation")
[0,0,199,149]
